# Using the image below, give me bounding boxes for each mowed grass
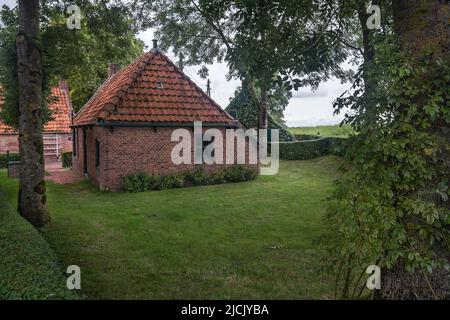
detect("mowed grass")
[289,124,353,137]
[0,156,343,299]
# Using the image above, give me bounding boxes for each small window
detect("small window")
[72,129,77,156]
[95,139,100,168]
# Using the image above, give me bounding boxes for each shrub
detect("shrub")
[294,134,321,141]
[122,172,151,192]
[209,169,227,185]
[277,137,347,160]
[61,152,72,168]
[223,165,258,183]
[147,175,163,190]
[0,153,20,169]
[122,166,257,192]
[160,173,184,189]
[122,172,185,192]
[185,166,209,186]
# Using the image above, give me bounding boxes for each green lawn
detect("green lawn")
[0,156,343,299]
[289,124,353,137]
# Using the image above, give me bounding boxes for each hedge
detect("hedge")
[122,165,258,192]
[276,137,347,160]
[61,152,72,168]
[0,153,20,169]
[0,189,80,300]
[294,134,321,141]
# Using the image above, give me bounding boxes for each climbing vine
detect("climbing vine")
[321,37,450,299]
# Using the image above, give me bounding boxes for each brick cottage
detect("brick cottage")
[72,43,256,191]
[0,80,73,162]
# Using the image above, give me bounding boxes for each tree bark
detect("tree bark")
[258,86,268,130]
[381,0,450,300]
[16,0,49,227]
[246,79,269,130]
[392,0,449,59]
[357,0,378,93]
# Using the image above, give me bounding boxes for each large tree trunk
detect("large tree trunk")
[381,0,450,300]
[16,0,49,227]
[392,0,449,59]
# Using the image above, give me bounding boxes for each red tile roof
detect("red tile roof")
[73,50,235,126]
[0,86,72,134]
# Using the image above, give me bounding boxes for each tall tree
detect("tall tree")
[16,0,49,227]
[135,0,350,129]
[380,0,450,300]
[0,1,144,129]
[323,0,449,300]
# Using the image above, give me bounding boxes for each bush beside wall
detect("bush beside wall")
[61,152,72,168]
[122,165,258,193]
[0,153,20,169]
[0,190,80,300]
[277,137,347,160]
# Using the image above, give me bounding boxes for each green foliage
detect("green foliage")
[61,152,72,168]
[0,190,80,300]
[0,153,20,169]
[323,40,450,297]
[122,165,257,192]
[140,0,351,128]
[226,81,295,141]
[122,172,186,192]
[278,137,347,160]
[0,1,144,127]
[223,165,258,183]
[160,173,185,190]
[122,172,152,193]
[185,166,209,186]
[41,1,145,111]
[294,134,321,141]
[209,169,227,185]
[0,5,52,128]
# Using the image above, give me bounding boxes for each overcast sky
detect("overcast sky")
[1,0,354,127]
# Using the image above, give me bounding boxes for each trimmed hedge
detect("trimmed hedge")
[276,137,347,160]
[294,134,321,141]
[0,153,20,169]
[61,152,72,168]
[0,190,80,300]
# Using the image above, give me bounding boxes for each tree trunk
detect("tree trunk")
[258,86,268,130]
[392,0,449,59]
[381,0,450,300]
[246,79,269,129]
[357,1,377,88]
[16,0,49,227]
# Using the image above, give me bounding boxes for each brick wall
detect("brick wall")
[72,126,109,189]
[0,134,19,153]
[73,125,258,191]
[0,133,71,158]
